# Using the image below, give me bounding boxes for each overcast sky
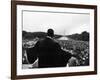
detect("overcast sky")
[23,11,90,35]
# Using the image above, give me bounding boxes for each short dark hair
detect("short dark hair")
[47,29,54,37]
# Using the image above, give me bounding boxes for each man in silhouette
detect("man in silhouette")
[34,29,72,68]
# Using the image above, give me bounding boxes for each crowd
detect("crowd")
[22,38,89,68]
[57,40,89,66]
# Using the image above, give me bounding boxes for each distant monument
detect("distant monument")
[58,36,69,40]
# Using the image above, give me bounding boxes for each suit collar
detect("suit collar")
[46,36,54,40]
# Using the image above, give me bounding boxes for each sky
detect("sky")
[23,10,90,35]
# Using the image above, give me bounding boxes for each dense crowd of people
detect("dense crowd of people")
[22,38,89,68]
[57,40,89,66]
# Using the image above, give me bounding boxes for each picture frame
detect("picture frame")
[11,0,97,80]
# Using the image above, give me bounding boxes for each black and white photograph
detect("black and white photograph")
[22,10,90,69]
[11,1,97,79]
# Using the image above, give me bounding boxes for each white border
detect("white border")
[17,5,94,75]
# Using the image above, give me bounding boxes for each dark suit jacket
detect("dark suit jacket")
[26,47,37,64]
[34,37,72,68]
